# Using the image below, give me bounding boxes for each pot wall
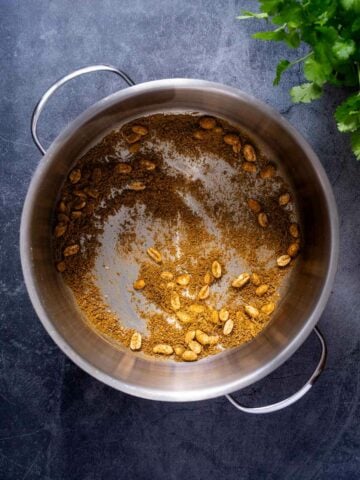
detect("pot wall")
[20,79,338,401]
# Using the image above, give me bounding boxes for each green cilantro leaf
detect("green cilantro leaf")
[273,60,291,85]
[351,17,360,32]
[335,93,360,132]
[272,3,304,27]
[252,30,286,41]
[252,28,300,47]
[332,39,356,60]
[236,0,360,160]
[290,83,323,103]
[283,30,301,48]
[341,0,360,13]
[306,0,337,24]
[304,56,331,85]
[258,0,285,15]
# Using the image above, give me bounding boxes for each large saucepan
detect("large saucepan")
[20,65,338,413]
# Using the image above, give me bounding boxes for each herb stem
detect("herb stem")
[290,51,313,67]
[274,24,286,32]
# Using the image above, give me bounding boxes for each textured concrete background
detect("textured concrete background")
[1,1,360,479]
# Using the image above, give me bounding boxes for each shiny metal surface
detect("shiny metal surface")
[21,71,338,402]
[31,64,135,155]
[226,327,327,413]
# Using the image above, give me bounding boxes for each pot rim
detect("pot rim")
[20,78,339,401]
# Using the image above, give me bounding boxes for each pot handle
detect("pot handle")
[31,64,135,155]
[226,326,327,414]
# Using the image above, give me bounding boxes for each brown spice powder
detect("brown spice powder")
[53,113,300,361]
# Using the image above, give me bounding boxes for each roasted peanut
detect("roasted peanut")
[170,291,181,311]
[247,198,261,213]
[167,282,176,289]
[139,159,156,171]
[277,254,291,267]
[130,332,142,351]
[219,308,229,322]
[54,223,67,238]
[57,201,67,213]
[250,273,261,286]
[198,284,210,300]
[129,142,140,154]
[242,162,257,173]
[287,242,300,257]
[73,190,87,198]
[182,350,198,361]
[209,309,219,324]
[279,193,291,206]
[195,330,211,345]
[174,345,185,356]
[73,198,86,210]
[260,164,276,179]
[63,244,80,257]
[188,304,206,314]
[176,311,192,323]
[153,344,173,355]
[223,133,240,146]
[84,201,94,214]
[133,279,146,290]
[125,132,141,144]
[204,272,212,284]
[232,143,241,154]
[261,302,275,315]
[231,273,250,289]
[258,212,269,228]
[208,335,219,345]
[128,181,146,191]
[57,213,70,223]
[114,163,132,174]
[56,261,66,273]
[211,260,222,279]
[71,211,82,220]
[199,116,216,130]
[69,168,81,184]
[243,144,256,162]
[161,271,174,281]
[188,340,202,354]
[193,129,206,140]
[176,274,191,286]
[83,187,99,199]
[147,247,162,263]
[223,319,234,335]
[185,330,196,343]
[289,223,300,238]
[132,125,148,136]
[214,126,223,134]
[245,305,259,319]
[256,284,269,296]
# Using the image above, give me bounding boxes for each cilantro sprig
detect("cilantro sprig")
[238,0,360,160]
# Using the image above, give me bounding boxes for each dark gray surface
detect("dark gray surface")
[1,1,360,479]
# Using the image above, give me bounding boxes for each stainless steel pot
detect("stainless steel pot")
[21,65,338,413]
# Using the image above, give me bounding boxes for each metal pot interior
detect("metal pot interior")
[20,80,338,401]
